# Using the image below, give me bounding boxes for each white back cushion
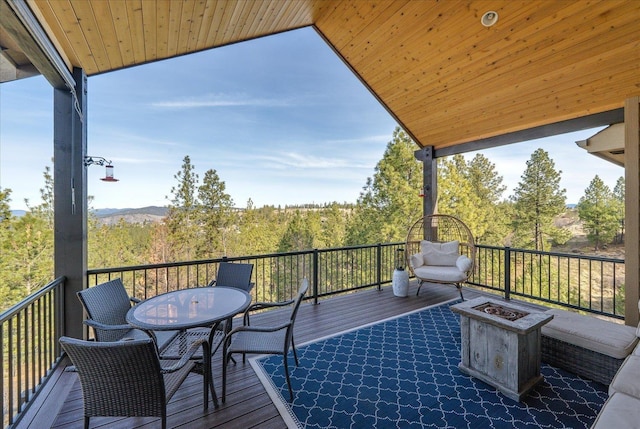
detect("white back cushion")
[420,240,459,266]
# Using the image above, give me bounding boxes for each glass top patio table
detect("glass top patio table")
[126,286,251,331]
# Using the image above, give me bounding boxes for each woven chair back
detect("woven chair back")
[209,262,254,291]
[285,279,309,351]
[60,337,166,418]
[76,279,133,342]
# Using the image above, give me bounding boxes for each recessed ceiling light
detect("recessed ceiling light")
[481,11,499,27]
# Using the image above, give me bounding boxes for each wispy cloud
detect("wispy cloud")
[91,129,186,148]
[256,151,375,170]
[150,93,294,109]
[107,156,170,165]
[323,134,391,145]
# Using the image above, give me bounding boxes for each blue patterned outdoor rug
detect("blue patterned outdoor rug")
[251,299,608,429]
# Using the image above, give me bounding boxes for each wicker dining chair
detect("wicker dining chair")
[59,336,212,429]
[205,261,255,339]
[222,279,309,402]
[77,279,178,351]
[207,261,254,292]
[164,262,255,365]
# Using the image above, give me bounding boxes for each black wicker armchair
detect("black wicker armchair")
[164,262,255,370]
[77,279,221,402]
[77,278,178,350]
[222,279,309,402]
[207,261,254,292]
[59,336,212,429]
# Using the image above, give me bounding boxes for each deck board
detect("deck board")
[19,281,494,429]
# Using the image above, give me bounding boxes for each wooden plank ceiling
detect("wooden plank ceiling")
[8,0,640,150]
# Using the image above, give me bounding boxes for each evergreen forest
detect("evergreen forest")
[0,127,625,311]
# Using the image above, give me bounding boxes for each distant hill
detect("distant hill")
[10,207,168,222]
[95,206,168,225]
[94,206,168,217]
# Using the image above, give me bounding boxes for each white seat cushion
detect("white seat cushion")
[610,355,640,397]
[413,265,467,283]
[591,392,640,428]
[541,309,638,359]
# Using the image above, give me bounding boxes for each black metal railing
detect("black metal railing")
[86,243,405,305]
[85,243,627,319]
[470,245,625,319]
[0,242,627,427]
[1,277,65,429]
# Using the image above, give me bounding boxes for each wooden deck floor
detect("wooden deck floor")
[17,282,512,429]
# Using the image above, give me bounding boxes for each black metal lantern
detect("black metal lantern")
[395,248,405,271]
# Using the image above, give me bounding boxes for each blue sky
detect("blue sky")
[0,27,623,211]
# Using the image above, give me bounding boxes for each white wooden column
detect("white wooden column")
[624,96,640,326]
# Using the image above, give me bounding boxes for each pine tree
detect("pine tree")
[237,199,286,255]
[437,154,484,239]
[438,155,478,216]
[577,175,619,250]
[1,168,55,307]
[0,187,16,309]
[345,127,422,245]
[197,168,235,257]
[437,154,509,245]
[0,187,11,224]
[466,154,510,244]
[27,164,54,228]
[510,149,570,250]
[278,210,315,251]
[467,154,507,204]
[165,156,200,261]
[319,202,349,248]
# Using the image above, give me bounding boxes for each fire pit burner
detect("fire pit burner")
[473,302,529,321]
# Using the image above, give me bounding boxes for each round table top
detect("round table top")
[126,286,251,331]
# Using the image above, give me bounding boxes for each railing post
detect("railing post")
[58,279,66,355]
[377,243,382,291]
[313,249,319,304]
[504,246,511,300]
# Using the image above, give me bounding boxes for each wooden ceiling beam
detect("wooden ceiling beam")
[434,109,625,157]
